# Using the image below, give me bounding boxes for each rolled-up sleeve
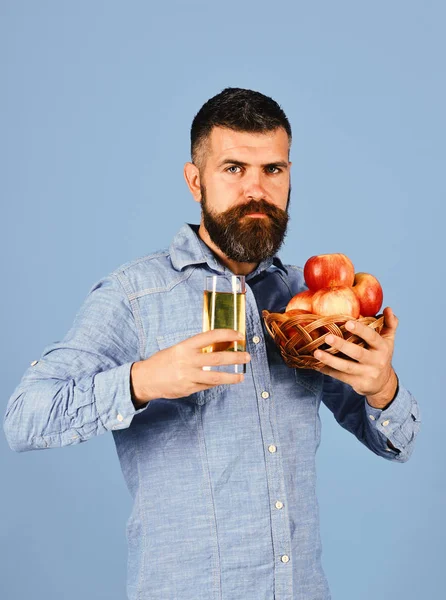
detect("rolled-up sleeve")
[3,273,148,452]
[321,373,420,462]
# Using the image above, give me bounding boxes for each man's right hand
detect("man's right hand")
[130,329,251,407]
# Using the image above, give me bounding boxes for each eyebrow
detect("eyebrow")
[217,158,289,169]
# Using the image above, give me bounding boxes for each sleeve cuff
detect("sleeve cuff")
[93,362,149,431]
[364,380,419,451]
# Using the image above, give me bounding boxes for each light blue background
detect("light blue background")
[1,1,444,598]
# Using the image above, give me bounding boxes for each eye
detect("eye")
[226,165,242,174]
[266,165,281,174]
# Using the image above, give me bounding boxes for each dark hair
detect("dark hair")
[190,87,292,170]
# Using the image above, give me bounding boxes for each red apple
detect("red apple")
[284,308,312,317]
[352,272,383,317]
[286,290,314,313]
[304,253,355,291]
[312,286,360,319]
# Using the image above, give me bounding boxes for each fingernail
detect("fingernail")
[346,321,354,330]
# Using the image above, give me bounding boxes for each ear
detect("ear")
[183,162,202,203]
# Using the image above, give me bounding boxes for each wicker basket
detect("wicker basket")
[262,310,385,370]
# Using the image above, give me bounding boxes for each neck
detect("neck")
[197,222,259,276]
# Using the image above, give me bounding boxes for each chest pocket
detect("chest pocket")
[156,328,217,406]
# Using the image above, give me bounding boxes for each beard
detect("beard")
[200,185,290,263]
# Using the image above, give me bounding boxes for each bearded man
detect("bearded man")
[4,87,420,600]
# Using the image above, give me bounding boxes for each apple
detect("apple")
[304,253,355,291]
[312,286,360,319]
[352,272,383,317]
[284,308,312,317]
[286,290,314,313]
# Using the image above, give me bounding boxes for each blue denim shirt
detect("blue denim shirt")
[4,223,420,600]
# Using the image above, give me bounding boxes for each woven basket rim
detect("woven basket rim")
[262,309,385,370]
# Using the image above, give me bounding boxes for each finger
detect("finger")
[380,306,399,340]
[313,362,351,385]
[195,350,251,368]
[195,370,245,387]
[324,333,372,364]
[186,329,244,350]
[314,347,363,377]
[343,319,384,350]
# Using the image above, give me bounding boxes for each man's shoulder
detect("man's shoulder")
[282,263,303,274]
[106,246,185,297]
[111,248,171,275]
[273,253,303,274]
[276,262,307,294]
[279,262,304,281]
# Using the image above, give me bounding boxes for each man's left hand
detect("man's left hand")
[313,306,399,409]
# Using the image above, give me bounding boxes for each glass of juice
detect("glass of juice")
[202,275,246,373]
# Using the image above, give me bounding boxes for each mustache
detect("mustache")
[226,199,286,219]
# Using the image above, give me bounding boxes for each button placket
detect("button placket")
[244,283,293,597]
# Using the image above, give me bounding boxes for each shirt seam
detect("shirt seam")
[127,266,200,301]
[110,250,170,273]
[113,271,146,360]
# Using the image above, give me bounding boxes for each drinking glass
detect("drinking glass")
[202,275,246,373]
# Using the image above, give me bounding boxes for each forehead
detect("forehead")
[208,126,289,162]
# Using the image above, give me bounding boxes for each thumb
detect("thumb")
[380,306,399,340]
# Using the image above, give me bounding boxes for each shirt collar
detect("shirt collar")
[169,223,288,279]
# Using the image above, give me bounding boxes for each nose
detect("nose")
[243,170,268,201]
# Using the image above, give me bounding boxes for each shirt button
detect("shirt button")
[268,444,277,453]
[281,555,290,563]
[30,360,38,366]
[252,335,260,344]
[275,501,283,509]
[261,391,270,399]
[382,419,390,426]
[369,414,376,421]
[117,414,124,422]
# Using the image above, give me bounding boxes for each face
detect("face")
[197,126,291,263]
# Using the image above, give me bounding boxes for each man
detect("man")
[4,87,420,600]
